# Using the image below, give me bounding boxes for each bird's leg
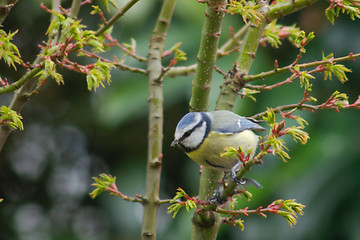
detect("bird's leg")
[231,161,246,184]
[209,168,263,205]
[231,162,263,189]
[208,173,228,205]
[208,182,227,205]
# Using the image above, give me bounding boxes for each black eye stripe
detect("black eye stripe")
[176,112,212,153]
[178,120,204,142]
[182,130,192,138]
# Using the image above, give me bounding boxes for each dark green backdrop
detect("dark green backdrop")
[0,0,359,239]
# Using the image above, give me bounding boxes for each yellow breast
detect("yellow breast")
[186,130,259,171]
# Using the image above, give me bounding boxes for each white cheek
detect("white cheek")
[182,122,207,149]
[175,114,202,140]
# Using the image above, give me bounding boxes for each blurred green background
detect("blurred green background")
[0,0,359,239]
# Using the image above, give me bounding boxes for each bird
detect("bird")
[171,110,267,183]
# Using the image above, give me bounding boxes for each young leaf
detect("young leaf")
[167,203,183,218]
[35,58,64,86]
[0,106,24,130]
[170,187,187,203]
[227,0,264,26]
[220,147,239,158]
[263,21,301,48]
[324,63,352,83]
[240,88,260,102]
[273,199,306,227]
[294,30,315,52]
[86,60,114,91]
[185,200,196,212]
[235,218,245,231]
[262,108,276,127]
[265,136,290,162]
[299,71,315,91]
[285,126,310,145]
[0,30,23,70]
[325,0,360,24]
[90,173,116,199]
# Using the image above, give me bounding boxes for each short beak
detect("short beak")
[171,139,178,147]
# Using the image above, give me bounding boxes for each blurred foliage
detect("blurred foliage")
[0,0,359,240]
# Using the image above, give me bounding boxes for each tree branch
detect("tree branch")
[69,0,81,18]
[215,9,268,110]
[95,0,140,36]
[78,49,147,74]
[189,0,227,239]
[0,0,18,25]
[265,0,319,22]
[0,67,42,95]
[142,0,176,239]
[0,0,64,152]
[244,52,360,82]
[217,23,250,57]
[189,0,227,112]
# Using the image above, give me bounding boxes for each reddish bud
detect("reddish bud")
[40,3,52,13]
[277,120,286,131]
[229,26,234,38]
[315,65,326,72]
[162,50,172,58]
[170,58,178,66]
[278,28,291,39]
[274,59,278,70]
[80,0,92,6]
[267,149,274,154]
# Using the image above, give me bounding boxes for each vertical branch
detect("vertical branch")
[69,0,82,18]
[215,0,318,110]
[194,3,268,238]
[189,0,227,239]
[189,0,227,112]
[215,20,267,110]
[142,0,176,239]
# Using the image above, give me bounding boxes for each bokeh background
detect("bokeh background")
[0,0,359,239]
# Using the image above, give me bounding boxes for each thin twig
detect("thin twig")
[95,0,140,36]
[244,52,360,82]
[217,23,250,57]
[78,49,147,74]
[103,35,146,62]
[165,64,196,77]
[107,185,144,203]
[252,103,316,119]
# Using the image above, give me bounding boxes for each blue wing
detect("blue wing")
[211,110,266,134]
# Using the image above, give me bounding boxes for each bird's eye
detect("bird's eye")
[182,130,192,139]
[178,129,193,143]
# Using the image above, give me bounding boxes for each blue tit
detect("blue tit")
[171,110,267,173]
